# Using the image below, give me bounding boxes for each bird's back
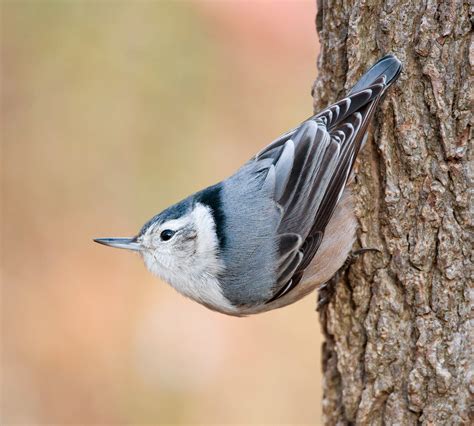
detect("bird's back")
[218,160,283,306]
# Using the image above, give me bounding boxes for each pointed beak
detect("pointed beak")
[93,237,141,251]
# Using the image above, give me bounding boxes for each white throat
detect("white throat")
[142,203,237,313]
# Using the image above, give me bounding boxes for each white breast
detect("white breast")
[143,203,238,314]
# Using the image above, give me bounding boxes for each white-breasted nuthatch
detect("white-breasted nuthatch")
[95,55,402,316]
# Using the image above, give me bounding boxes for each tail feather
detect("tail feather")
[349,54,402,94]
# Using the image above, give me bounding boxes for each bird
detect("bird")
[94,55,402,316]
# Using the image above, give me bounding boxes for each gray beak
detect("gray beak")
[93,237,140,251]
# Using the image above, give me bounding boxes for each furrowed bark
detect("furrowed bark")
[312,1,472,424]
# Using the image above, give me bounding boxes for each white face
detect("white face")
[95,202,235,312]
[137,203,225,300]
[139,213,197,276]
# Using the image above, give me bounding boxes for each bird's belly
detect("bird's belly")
[299,189,357,289]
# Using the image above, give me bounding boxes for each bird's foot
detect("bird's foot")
[316,247,380,311]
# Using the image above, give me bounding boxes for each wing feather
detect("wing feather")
[261,83,391,303]
[273,140,295,200]
[251,56,401,304]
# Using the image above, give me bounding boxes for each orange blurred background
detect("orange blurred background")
[2,1,323,423]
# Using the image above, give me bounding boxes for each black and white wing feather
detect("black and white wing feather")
[257,55,401,303]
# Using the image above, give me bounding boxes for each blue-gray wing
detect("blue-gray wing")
[257,77,391,302]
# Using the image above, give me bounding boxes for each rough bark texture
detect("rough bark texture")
[312,1,472,424]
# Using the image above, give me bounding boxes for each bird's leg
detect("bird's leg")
[316,248,380,311]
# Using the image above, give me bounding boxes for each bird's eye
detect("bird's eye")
[160,229,175,241]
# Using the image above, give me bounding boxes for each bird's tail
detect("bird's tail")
[349,54,402,95]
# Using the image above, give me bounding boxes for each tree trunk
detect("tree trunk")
[312,1,472,424]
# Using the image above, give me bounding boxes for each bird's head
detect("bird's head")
[94,199,223,288]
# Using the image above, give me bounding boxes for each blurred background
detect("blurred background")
[2,0,323,423]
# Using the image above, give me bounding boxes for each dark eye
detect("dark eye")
[160,229,175,241]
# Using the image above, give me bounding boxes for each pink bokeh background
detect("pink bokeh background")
[2,1,323,423]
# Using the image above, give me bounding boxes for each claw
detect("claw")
[316,247,380,311]
[352,247,381,256]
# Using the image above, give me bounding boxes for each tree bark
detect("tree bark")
[312,1,472,424]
